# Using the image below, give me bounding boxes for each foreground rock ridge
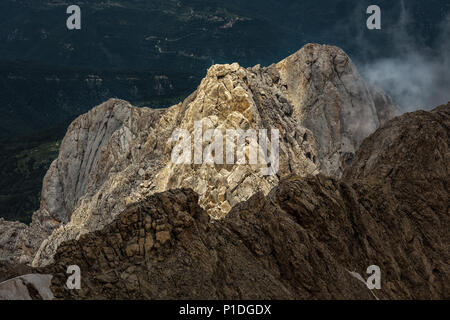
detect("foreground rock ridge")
[39,102,450,299]
[0,44,398,267]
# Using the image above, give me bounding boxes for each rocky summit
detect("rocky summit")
[0,44,398,268]
[2,44,448,300]
[17,102,450,300]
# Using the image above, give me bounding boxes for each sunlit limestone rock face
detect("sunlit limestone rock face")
[151,62,320,219]
[31,64,320,267]
[0,44,398,267]
[273,44,398,175]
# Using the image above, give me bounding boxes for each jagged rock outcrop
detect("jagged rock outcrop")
[1,103,448,299]
[38,103,448,300]
[344,102,450,183]
[0,43,397,267]
[273,44,398,175]
[41,186,373,300]
[0,253,49,300]
[0,212,55,264]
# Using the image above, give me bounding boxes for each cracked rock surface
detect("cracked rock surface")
[39,104,449,300]
[1,44,398,271]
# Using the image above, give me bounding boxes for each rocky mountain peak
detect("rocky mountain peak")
[0,44,398,267]
[273,43,398,175]
[33,102,450,299]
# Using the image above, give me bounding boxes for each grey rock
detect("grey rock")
[0,274,54,300]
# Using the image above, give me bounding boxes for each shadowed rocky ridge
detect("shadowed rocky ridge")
[0,261,31,283]
[0,103,448,300]
[37,103,448,300]
[0,43,398,267]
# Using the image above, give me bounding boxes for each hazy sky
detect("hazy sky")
[345,1,450,111]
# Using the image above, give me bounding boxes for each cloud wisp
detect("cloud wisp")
[332,1,450,111]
